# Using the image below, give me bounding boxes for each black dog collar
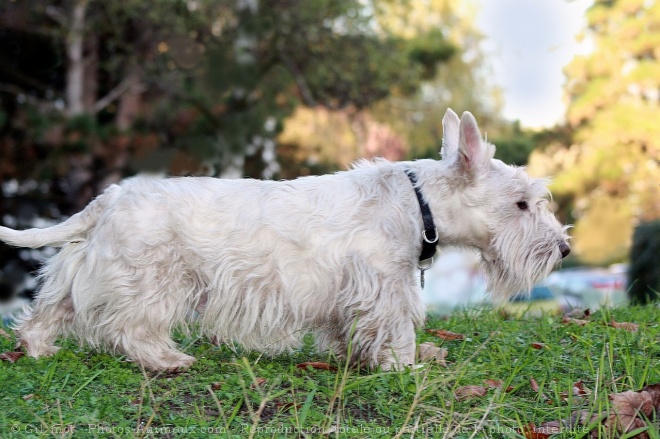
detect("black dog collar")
[405,170,439,263]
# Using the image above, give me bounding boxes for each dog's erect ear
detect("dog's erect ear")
[441,108,460,162]
[458,111,494,176]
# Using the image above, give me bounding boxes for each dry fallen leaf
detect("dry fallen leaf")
[531,342,546,350]
[296,362,338,371]
[534,411,600,438]
[609,319,639,332]
[426,329,465,341]
[483,379,514,393]
[561,316,590,326]
[454,385,487,401]
[519,423,555,439]
[498,309,513,320]
[574,380,588,395]
[275,401,301,411]
[529,377,550,401]
[484,378,503,389]
[565,308,591,319]
[210,382,223,391]
[0,351,24,363]
[602,390,654,437]
[639,383,660,407]
[251,377,267,389]
[559,380,591,402]
[418,342,448,366]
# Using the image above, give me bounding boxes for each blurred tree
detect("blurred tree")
[369,0,506,160]
[0,0,219,210]
[0,0,453,185]
[176,0,434,178]
[277,106,408,178]
[275,0,516,176]
[528,0,660,265]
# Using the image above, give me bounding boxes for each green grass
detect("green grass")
[1,306,660,438]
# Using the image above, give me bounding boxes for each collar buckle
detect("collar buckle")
[422,229,439,244]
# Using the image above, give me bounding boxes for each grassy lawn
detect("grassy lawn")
[1,306,660,438]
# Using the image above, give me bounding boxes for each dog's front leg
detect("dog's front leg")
[337,257,424,371]
[377,318,417,371]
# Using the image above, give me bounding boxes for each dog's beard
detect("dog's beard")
[481,256,557,303]
[480,213,570,302]
[481,238,564,303]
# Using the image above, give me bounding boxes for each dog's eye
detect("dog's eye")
[516,201,528,210]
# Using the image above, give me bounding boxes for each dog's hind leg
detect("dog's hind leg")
[14,295,75,358]
[100,261,197,371]
[13,244,84,358]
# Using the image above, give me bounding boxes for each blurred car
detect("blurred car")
[544,266,627,308]
[502,285,566,316]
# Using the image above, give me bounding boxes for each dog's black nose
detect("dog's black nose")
[559,242,570,258]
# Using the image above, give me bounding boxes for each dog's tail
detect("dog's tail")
[0,184,121,248]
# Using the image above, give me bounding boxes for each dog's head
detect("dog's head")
[440,108,571,301]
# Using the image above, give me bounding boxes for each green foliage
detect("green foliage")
[181,0,459,176]
[628,221,660,304]
[0,0,451,181]
[371,0,507,162]
[491,121,536,166]
[406,29,456,79]
[63,114,98,153]
[492,136,534,167]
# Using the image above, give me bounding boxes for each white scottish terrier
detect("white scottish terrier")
[0,109,570,371]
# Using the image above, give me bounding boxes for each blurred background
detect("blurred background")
[0,0,658,318]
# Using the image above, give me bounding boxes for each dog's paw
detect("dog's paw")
[409,363,427,370]
[166,357,196,373]
[144,352,196,372]
[20,340,61,358]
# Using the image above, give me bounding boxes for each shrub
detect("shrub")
[628,220,660,304]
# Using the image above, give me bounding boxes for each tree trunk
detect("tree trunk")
[65,0,88,117]
[83,33,98,112]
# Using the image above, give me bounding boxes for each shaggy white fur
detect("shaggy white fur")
[0,109,570,371]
